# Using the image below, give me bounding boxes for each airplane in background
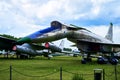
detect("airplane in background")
[13,39,79,59]
[13,40,64,59]
[0,30,75,59]
[0,36,64,58]
[17,21,120,63]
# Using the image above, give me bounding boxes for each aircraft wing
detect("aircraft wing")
[77,39,120,46]
[0,36,16,50]
[76,39,120,53]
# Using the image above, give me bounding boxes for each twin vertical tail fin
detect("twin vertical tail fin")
[105,23,113,42]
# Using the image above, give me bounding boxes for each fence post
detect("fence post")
[10,65,12,80]
[103,69,105,80]
[60,67,62,80]
[114,65,117,80]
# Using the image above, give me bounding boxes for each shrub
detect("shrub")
[72,74,85,80]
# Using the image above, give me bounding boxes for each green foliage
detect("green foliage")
[0,34,21,40]
[72,74,85,80]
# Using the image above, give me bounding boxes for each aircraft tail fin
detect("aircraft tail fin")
[105,23,113,42]
[59,40,64,51]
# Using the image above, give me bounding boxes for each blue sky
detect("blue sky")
[0,0,120,49]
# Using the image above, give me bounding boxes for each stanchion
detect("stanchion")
[103,69,105,80]
[60,67,62,80]
[114,65,117,80]
[10,65,12,80]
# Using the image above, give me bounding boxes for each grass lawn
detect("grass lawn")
[0,55,120,80]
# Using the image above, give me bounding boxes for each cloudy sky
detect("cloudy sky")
[0,0,120,48]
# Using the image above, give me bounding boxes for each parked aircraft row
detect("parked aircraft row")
[0,21,120,64]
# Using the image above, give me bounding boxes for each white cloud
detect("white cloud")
[113,26,120,43]
[0,0,120,48]
[1,0,120,25]
[87,25,108,37]
[87,25,120,43]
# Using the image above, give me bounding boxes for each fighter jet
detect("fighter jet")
[18,21,120,63]
[12,42,63,59]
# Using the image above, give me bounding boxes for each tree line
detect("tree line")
[0,34,21,40]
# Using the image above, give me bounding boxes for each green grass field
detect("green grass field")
[0,56,120,80]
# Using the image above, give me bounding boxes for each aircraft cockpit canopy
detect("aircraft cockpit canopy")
[51,21,62,29]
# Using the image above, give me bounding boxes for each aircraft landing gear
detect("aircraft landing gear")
[109,58,118,65]
[81,58,87,64]
[97,56,108,64]
[16,53,30,59]
[81,53,92,64]
[20,55,29,59]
